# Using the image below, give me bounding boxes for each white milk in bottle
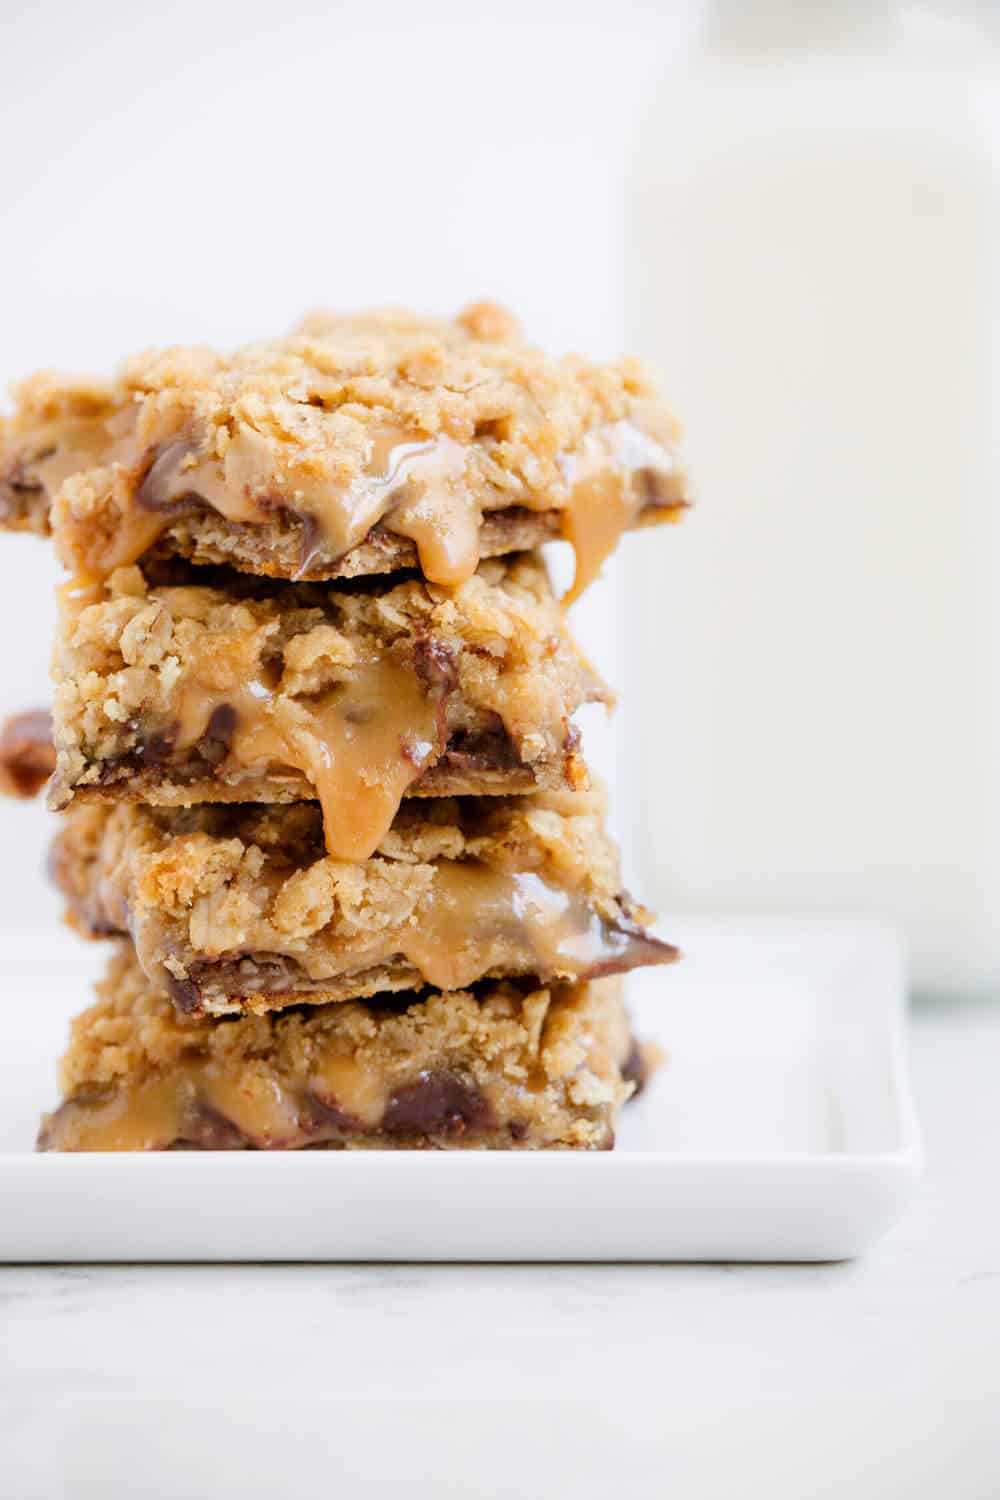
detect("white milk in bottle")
[625,0,999,996]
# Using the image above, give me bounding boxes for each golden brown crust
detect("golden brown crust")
[1,303,687,590]
[39,942,637,1151]
[0,381,116,535]
[51,788,676,1014]
[157,503,564,582]
[49,554,608,853]
[8,304,682,1155]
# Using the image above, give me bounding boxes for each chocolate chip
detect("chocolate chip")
[95,706,242,788]
[132,725,177,768]
[182,1101,249,1150]
[414,636,458,699]
[577,903,679,981]
[439,719,522,775]
[165,971,203,1016]
[1,459,42,499]
[185,954,311,1000]
[293,510,323,579]
[621,1041,647,1097]
[413,636,458,746]
[136,441,198,513]
[302,1089,363,1133]
[199,703,237,765]
[383,1070,493,1136]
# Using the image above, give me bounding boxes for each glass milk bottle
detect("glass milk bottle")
[625,0,999,997]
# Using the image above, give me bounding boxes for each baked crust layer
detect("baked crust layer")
[38,943,649,1151]
[1,302,687,598]
[50,553,607,859]
[51,788,677,1015]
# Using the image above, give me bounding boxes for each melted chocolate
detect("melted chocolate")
[383,1070,494,1136]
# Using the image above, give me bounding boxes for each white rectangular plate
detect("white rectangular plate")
[0,918,921,1262]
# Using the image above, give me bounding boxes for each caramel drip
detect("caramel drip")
[32,418,112,491]
[44,1047,515,1151]
[145,425,477,584]
[172,656,441,860]
[560,464,636,607]
[44,403,681,595]
[89,508,179,576]
[57,480,175,582]
[312,428,473,580]
[57,572,114,611]
[151,432,284,526]
[36,411,175,577]
[310,1054,386,1127]
[402,864,615,991]
[70,435,274,576]
[382,436,479,584]
[173,670,273,756]
[559,422,683,604]
[52,1076,189,1151]
[47,1065,302,1151]
[199,1071,302,1145]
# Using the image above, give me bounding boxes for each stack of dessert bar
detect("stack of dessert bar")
[0,302,687,1151]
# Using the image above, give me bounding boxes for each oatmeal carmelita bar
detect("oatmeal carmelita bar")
[38,943,651,1151]
[1,303,687,602]
[51,788,676,1016]
[50,553,606,859]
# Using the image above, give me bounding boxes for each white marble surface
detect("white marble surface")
[1,996,998,1496]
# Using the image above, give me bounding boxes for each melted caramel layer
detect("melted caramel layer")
[403,865,630,992]
[559,423,686,604]
[387,437,481,585]
[149,426,475,573]
[310,1053,385,1127]
[51,793,677,1013]
[45,1064,310,1151]
[48,414,681,594]
[171,654,441,860]
[200,1071,302,1146]
[32,418,111,493]
[39,943,636,1152]
[57,1077,190,1151]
